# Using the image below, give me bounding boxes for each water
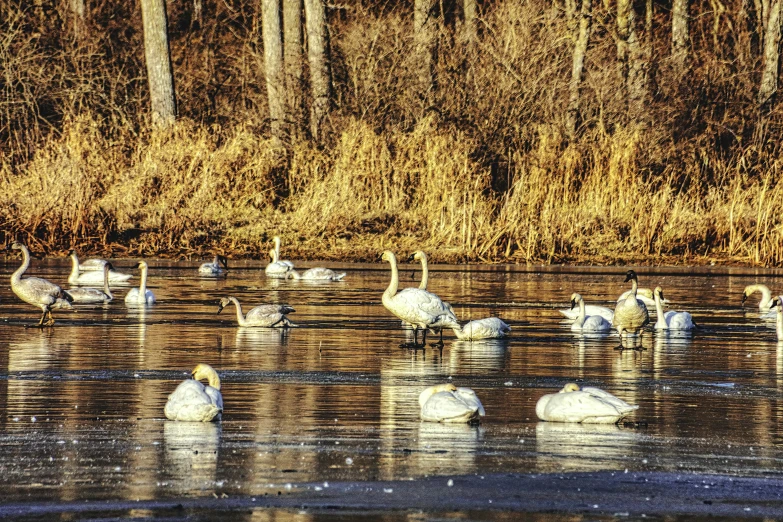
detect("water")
[1,257,783,517]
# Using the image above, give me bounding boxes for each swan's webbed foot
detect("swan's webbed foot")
[429,340,445,348]
[399,341,425,349]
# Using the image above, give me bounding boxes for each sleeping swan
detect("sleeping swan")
[419,384,485,423]
[535,383,638,424]
[164,363,223,422]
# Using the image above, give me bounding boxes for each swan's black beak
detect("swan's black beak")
[570,299,576,310]
[741,293,748,307]
[624,270,636,283]
[659,290,665,301]
[406,253,416,263]
[376,253,384,262]
[216,303,225,315]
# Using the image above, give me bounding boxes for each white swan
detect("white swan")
[125,261,156,305]
[381,251,459,347]
[67,262,113,304]
[69,250,111,271]
[613,270,650,343]
[535,383,639,424]
[273,236,294,268]
[742,284,774,312]
[559,301,613,323]
[68,250,132,285]
[164,363,223,422]
[286,267,346,281]
[569,293,612,332]
[9,242,73,326]
[419,384,485,423]
[265,249,294,278]
[616,287,662,308]
[451,317,511,340]
[407,250,429,290]
[199,255,228,276]
[771,296,783,340]
[217,296,295,327]
[652,287,694,330]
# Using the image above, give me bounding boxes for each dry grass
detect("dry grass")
[3,0,783,265]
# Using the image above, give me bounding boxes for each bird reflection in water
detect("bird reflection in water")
[417,422,485,476]
[535,422,639,472]
[448,339,508,373]
[163,421,222,495]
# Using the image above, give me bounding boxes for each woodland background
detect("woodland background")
[3,0,783,265]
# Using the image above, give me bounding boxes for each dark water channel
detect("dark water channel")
[1,257,783,519]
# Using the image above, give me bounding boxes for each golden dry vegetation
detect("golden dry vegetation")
[2,0,783,264]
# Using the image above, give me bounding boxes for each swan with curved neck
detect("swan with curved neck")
[265,247,294,278]
[68,250,132,285]
[9,242,73,326]
[199,255,228,275]
[653,287,694,330]
[407,250,429,290]
[67,262,114,304]
[770,296,783,340]
[536,383,639,423]
[613,270,649,348]
[125,261,155,305]
[570,293,611,332]
[743,284,774,312]
[451,317,511,340]
[217,296,295,327]
[381,251,459,347]
[164,363,223,422]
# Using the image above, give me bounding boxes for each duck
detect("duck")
[285,267,346,281]
[68,250,132,285]
[771,296,783,340]
[652,287,694,330]
[217,296,295,327]
[125,261,156,305]
[535,383,639,423]
[264,248,294,278]
[742,284,774,312]
[419,384,485,423]
[199,255,228,276]
[164,363,223,422]
[67,262,113,304]
[451,317,511,340]
[613,270,650,346]
[569,293,612,332]
[407,250,430,290]
[9,242,73,326]
[380,251,459,347]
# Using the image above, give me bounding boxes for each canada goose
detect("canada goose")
[67,262,113,304]
[419,384,485,423]
[286,267,346,281]
[125,261,156,305]
[613,270,650,348]
[742,284,774,312]
[535,383,639,423]
[451,317,511,340]
[68,250,132,285]
[265,249,293,278]
[9,242,73,326]
[380,251,459,347]
[164,363,223,422]
[652,287,694,330]
[199,255,228,276]
[770,296,783,340]
[217,296,295,327]
[569,293,612,332]
[407,250,429,290]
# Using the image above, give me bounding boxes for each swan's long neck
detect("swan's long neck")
[205,368,221,390]
[757,285,773,309]
[654,291,666,327]
[418,254,429,291]
[270,249,280,263]
[575,297,586,327]
[383,254,399,301]
[11,245,31,285]
[68,252,80,281]
[777,306,783,341]
[630,277,639,298]
[230,297,248,326]
[103,265,113,299]
[139,263,148,295]
[274,237,282,257]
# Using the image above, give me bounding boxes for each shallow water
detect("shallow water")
[1,257,783,513]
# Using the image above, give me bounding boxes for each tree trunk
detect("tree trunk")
[261,0,286,142]
[414,0,436,103]
[304,0,331,143]
[283,0,304,133]
[671,0,689,69]
[616,0,646,119]
[462,0,477,43]
[759,0,782,106]
[140,0,177,127]
[566,0,592,139]
[70,0,85,38]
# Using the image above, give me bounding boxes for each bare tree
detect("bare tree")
[283,0,304,132]
[616,0,646,118]
[414,0,436,103]
[462,0,477,42]
[304,0,331,143]
[759,0,782,106]
[261,0,286,142]
[69,0,85,38]
[566,0,592,138]
[140,0,177,127]
[672,0,689,69]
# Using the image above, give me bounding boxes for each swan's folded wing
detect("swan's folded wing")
[581,387,638,413]
[421,392,481,422]
[22,277,63,300]
[205,386,224,410]
[454,388,485,416]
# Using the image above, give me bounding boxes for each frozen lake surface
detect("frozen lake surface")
[1,257,783,519]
